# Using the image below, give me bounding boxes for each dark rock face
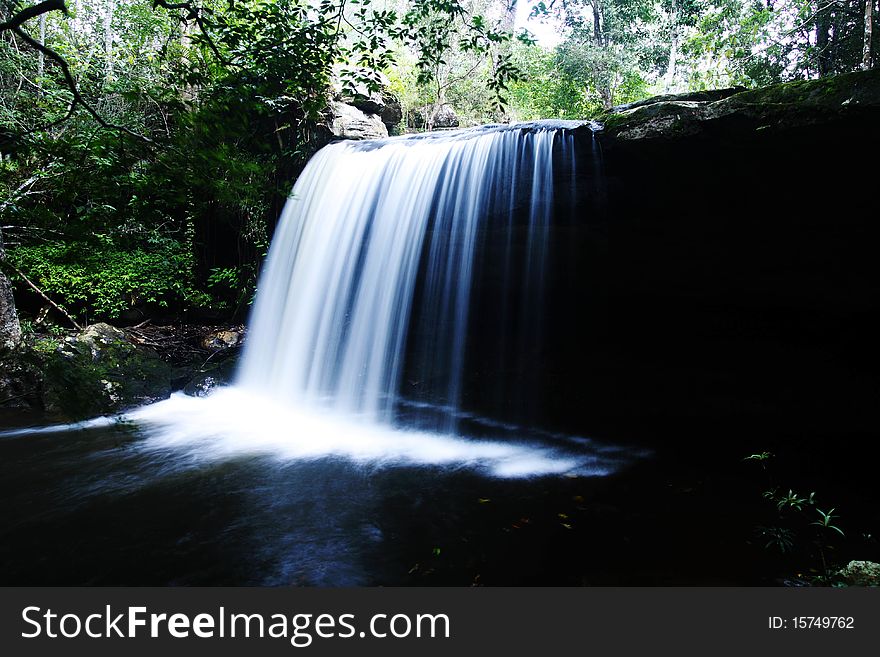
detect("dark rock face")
[435,71,880,491]
[183,357,238,398]
[380,93,403,135]
[0,347,39,408]
[0,271,20,350]
[350,90,385,115]
[544,69,880,451]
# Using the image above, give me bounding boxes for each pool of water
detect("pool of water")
[3,389,873,586]
[0,390,649,585]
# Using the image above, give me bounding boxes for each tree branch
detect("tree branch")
[0,258,83,330]
[1,2,154,144]
[10,25,154,143]
[151,0,231,66]
[0,0,67,32]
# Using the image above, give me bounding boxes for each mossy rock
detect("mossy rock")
[836,560,880,587]
[39,323,172,419]
[596,68,880,141]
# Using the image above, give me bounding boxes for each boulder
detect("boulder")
[329,101,389,140]
[380,93,403,135]
[347,85,385,115]
[201,328,243,352]
[432,103,460,129]
[40,323,172,418]
[409,103,461,131]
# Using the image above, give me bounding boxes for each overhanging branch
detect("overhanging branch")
[152,0,231,66]
[0,0,67,31]
[2,1,154,144]
[11,26,154,143]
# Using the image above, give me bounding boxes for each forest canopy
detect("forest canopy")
[0,0,877,328]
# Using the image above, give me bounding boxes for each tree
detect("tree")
[1,0,527,325]
[687,1,876,86]
[530,0,655,109]
[0,227,22,347]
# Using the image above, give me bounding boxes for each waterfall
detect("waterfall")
[119,120,635,479]
[238,122,581,431]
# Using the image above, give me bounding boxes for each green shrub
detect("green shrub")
[7,239,212,322]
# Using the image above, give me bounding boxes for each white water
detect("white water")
[239,123,577,424]
[128,389,627,479]
[2,122,640,479]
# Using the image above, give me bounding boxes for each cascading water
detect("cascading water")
[6,121,637,479]
[238,122,576,431]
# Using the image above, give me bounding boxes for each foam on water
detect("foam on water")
[127,388,623,479]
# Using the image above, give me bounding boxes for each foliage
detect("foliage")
[1,0,535,321]
[745,451,849,583]
[508,42,597,119]
[7,239,210,321]
[686,0,879,87]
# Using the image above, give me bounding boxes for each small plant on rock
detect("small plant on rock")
[745,452,846,584]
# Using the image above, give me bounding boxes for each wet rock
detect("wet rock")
[201,328,243,352]
[41,323,172,418]
[183,358,238,398]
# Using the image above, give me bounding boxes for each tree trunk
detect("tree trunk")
[0,233,22,349]
[38,14,46,78]
[501,0,517,32]
[664,1,679,92]
[105,0,115,79]
[592,2,603,47]
[865,0,875,70]
[598,83,612,110]
[73,0,82,34]
[816,4,831,76]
